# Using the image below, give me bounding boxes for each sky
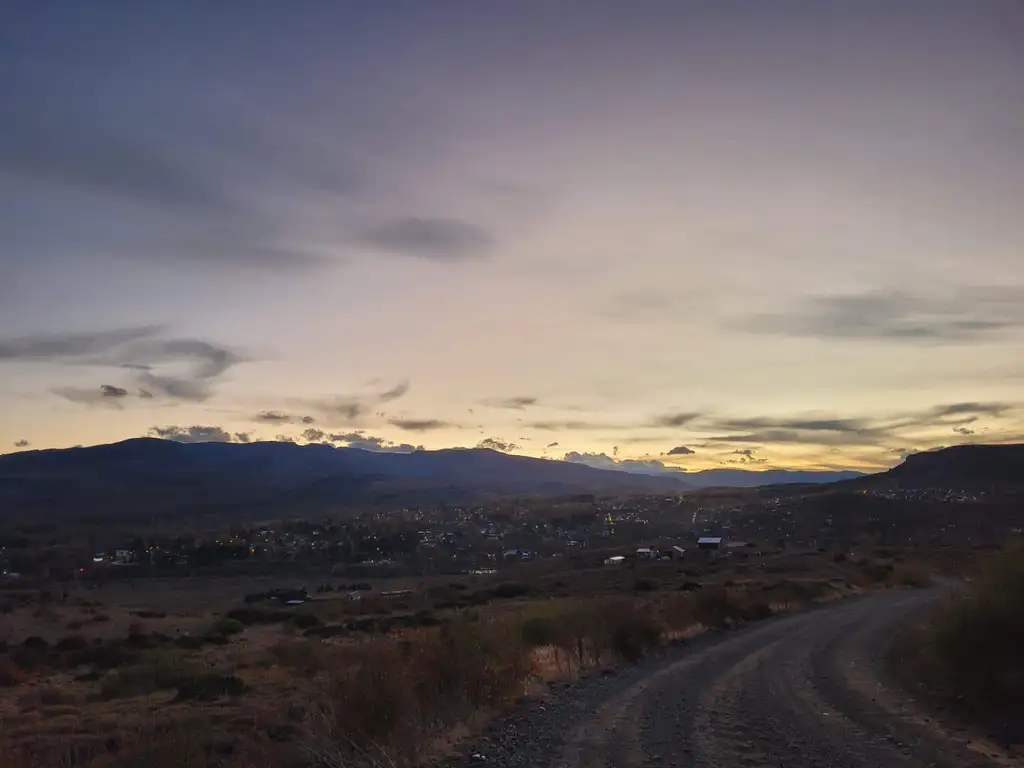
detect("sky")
[1,0,1022,473]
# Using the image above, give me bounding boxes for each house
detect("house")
[636,547,656,559]
[671,545,687,560]
[114,549,135,564]
[604,555,626,566]
[697,537,723,551]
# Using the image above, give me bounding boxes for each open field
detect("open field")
[1,544,952,767]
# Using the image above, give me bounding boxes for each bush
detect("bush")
[302,620,530,766]
[208,617,245,637]
[520,615,558,647]
[69,640,132,670]
[174,673,247,701]
[925,541,1024,714]
[54,635,90,653]
[492,582,531,599]
[0,657,27,687]
[289,612,321,630]
[632,579,656,592]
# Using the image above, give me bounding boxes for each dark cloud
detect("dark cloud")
[952,426,975,436]
[546,441,559,448]
[255,411,295,425]
[740,288,1024,344]
[326,431,422,453]
[0,326,245,404]
[665,445,695,456]
[484,396,539,409]
[302,427,326,442]
[390,418,452,432]
[14,439,30,448]
[54,383,145,407]
[726,448,768,465]
[0,70,365,271]
[276,434,297,443]
[0,326,161,362]
[253,411,318,426]
[378,381,410,402]
[650,412,702,428]
[354,217,491,260]
[316,398,369,422]
[234,432,252,443]
[478,437,519,452]
[699,402,1016,448]
[148,425,237,443]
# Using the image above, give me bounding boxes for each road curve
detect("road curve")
[455,588,1013,768]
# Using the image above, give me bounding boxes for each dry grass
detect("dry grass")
[0,551,943,767]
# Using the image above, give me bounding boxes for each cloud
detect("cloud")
[484,396,538,409]
[302,427,326,442]
[276,434,296,443]
[378,381,410,402]
[233,432,252,443]
[354,217,491,260]
[739,287,1024,344]
[255,411,295,425]
[253,410,319,426]
[301,382,408,425]
[546,441,559,448]
[326,431,422,453]
[727,448,767,465]
[14,439,30,448]
[527,420,623,431]
[697,402,1017,448]
[0,326,161,362]
[0,77,370,271]
[149,425,239,443]
[665,445,695,456]
[390,418,452,432]
[54,383,148,407]
[952,426,974,435]
[478,437,519,452]
[562,451,685,476]
[0,326,246,404]
[650,412,702,428]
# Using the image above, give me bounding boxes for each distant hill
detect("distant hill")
[683,468,863,488]
[859,443,1024,491]
[0,438,693,522]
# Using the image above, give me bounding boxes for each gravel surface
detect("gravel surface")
[447,588,1012,768]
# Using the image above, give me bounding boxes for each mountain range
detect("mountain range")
[0,438,866,521]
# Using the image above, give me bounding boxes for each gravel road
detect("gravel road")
[451,588,1012,768]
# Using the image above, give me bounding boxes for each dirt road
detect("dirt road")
[456,588,1013,768]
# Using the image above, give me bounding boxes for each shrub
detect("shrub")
[174,673,247,701]
[520,615,558,647]
[54,635,90,653]
[0,657,27,687]
[492,582,531,599]
[607,602,663,661]
[209,617,245,636]
[632,579,656,592]
[22,636,48,652]
[302,619,530,766]
[69,640,132,670]
[925,541,1024,714]
[289,612,321,630]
